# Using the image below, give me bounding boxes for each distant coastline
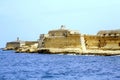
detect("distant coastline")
[3,25,120,56]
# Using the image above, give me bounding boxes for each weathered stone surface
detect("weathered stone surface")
[37,26,83,54]
[97,29,120,37]
[4,26,120,56]
[37,27,120,55]
[6,41,25,50]
[16,43,38,53]
[38,48,82,54]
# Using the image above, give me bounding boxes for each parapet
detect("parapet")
[97,29,120,37]
[48,25,80,37]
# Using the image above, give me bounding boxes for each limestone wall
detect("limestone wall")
[97,29,120,37]
[48,30,69,37]
[39,33,120,52]
[84,35,100,50]
[43,34,81,49]
[25,41,38,47]
[84,35,120,50]
[6,42,21,50]
[99,36,120,50]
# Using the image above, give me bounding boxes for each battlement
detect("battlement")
[97,29,120,37]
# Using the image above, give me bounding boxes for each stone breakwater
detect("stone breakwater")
[4,25,120,56]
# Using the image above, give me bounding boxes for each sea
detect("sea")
[0,50,120,80]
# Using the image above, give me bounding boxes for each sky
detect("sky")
[0,0,120,47]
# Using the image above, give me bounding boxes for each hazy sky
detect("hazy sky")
[0,0,120,47]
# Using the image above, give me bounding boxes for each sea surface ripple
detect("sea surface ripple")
[0,50,120,80]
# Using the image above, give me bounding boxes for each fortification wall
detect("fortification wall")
[6,42,20,50]
[84,35,100,50]
[25,41,38,47]
[99,37,120,50]
[43,34,81,49]
[84,35,120,50]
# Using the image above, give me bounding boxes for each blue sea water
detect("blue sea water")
[0,50,120,80]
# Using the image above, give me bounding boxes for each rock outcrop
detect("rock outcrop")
[16,41,38,53]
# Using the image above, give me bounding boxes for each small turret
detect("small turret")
[60,25,66,30]
[17,37,20,41]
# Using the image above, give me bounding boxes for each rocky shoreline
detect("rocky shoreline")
[2,47,120,56]
[13,48,120,56]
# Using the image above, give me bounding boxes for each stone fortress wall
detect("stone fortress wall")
[38,26,120,55]
[97,29,120,50]
[6,42,22,50]
[84,35,100,50]
[5,37,25,50]
[5,25,120,55]
[84,35,120,50]
[81,29,120,55]
[38,25,82,53]
[44,30,81,48]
